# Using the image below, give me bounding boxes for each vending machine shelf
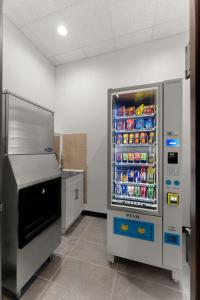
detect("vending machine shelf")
[113,181,156,186]
[113,113,156,120]
[114,128,156,134]
[114,143,156,147]
[113,194,157,204]
[114,162,155,167]
[112,198,157,209]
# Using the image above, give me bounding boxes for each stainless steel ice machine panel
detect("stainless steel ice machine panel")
[3,91,54,154]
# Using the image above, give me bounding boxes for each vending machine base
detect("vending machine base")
[107,210,182,283]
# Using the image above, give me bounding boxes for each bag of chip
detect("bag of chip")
[116,121,125,131]
[145,118,154,129]
[116,106,125,117]
[144,105,155,115]
[126,107,135,116]
[126,119,134,130]
[135,104,145,116]
[135,118,145,130]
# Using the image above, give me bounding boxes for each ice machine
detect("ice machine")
[2,91,61,298]
[107,79,183,281]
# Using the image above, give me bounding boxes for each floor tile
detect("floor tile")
[181,264,190,292]
[36,254,66,281]
[64,216,93,238]
[82,219,106,245]
[91,218,107,227]
[117,258,182,291]
[70,238,116,269]
[51,256,115,300]
[111,272,185,300]
[20,277,49,300]
[55,236,78,255]
[183,292,190,300]
[39,281,98,300]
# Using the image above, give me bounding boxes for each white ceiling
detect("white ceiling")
[4,0,189,66]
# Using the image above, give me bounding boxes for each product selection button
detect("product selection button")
[174,180,180,186]
[166,179,171,186]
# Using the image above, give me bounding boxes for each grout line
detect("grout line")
[69,216,94,253]
[109,261,118,300]
[64,253,117,272]
[116,268,186,294]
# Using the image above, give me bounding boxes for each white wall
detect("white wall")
[3,17,55,110]
[55,33,190,226]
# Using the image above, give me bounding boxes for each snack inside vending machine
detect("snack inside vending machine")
[107,79,183,281]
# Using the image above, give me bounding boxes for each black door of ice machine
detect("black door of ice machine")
[18,177,61,249]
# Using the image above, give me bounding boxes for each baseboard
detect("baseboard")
[81,210,107,219]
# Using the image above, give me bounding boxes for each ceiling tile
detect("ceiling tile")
[54,0,87,10]
[152,17,189,40]
[62,0,113,47]
[116,28,152,49]
[83,39,115,57]
[154,0,189,25]
[50,48,85,65]
[5,0,58,28]
[22,11,80,56]
[108,0,157,36]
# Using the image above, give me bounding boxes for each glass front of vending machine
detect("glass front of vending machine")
[108,84,163,216]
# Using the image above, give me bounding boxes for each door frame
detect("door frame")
[190,0,199,299]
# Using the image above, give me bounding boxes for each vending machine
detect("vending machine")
[107,79,183,281]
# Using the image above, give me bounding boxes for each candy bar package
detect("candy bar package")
[126,107,135,116]
[116,134,122,144]
[128,186,134,197]
[122,185,128,196]
[115,184,122,195]
[148,132,155,144]
[116,120,125,131]
[128,153,134,163]
[126,119,134,130]
[128,170,134,182]
[135,118,144,130]
[123,133,129,144]
[144,105,155,115]
[135,104,145,116]
[140,132,148,144]
[122,153,128,162]
[116,106,125,117]
[116,153,122,163]
[134,153,141,163]
[145,117,154,129]
[135,133,140,144]
[129,133,134,144]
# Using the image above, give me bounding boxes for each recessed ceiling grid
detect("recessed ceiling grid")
[4,0,189,65]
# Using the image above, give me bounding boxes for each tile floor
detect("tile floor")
[3,216,190,300]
